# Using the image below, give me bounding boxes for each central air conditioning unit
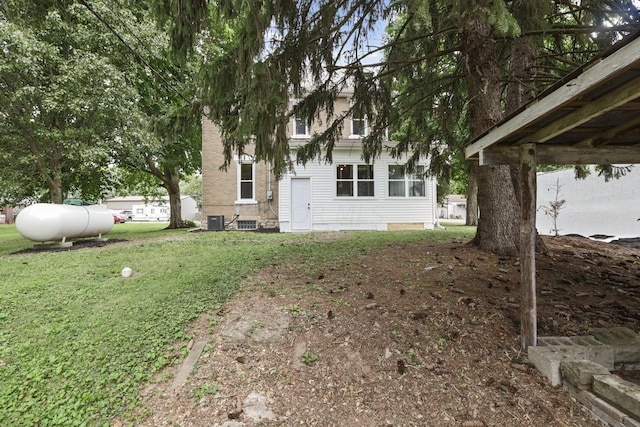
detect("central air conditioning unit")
[207,215,224,231]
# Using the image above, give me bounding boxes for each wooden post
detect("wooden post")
[520,143,537,350]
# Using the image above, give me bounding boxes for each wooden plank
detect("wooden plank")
[170,341,207,392]
[575,115,640,148]
[479,144,640,165]
[520,143,537,350]
[464,36,640,159]
[515,77,640,145]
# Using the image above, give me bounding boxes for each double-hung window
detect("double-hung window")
[238,160,255,201]
[336,164,374,197]
[350,112,368,138]
[293,117,310,137]
[388,165,425,197]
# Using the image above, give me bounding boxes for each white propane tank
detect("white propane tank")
[15,203,114,242]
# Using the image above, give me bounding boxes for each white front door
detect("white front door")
[291,178,311,231]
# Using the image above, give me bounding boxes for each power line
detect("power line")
[105,0,186,93]
[79,0,188,102]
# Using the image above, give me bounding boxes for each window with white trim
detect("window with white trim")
[336,164,374,197]
[293,117,310,137]
[238,161,255,200]
[350,112,368,138]
[388,165,425,197]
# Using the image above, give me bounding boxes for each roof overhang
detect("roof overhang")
[465,31,640,165]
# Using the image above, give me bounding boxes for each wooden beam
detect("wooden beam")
[520,143,537,350]
[575,115,640,148]
[479,144,640,165]
[465,35,640,159]
[515,77,640,145]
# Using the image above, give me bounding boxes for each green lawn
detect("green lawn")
[0,223,475,425]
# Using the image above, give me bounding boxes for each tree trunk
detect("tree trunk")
[43,163,64,204]
[145,156,189,229]
[506,32,549,254]
[50,184,64,205]
[473,165,520,255]
[27,132,65,204]
[505,36,534,210]
[461,2,520,256]
[466,164,478,226]
[165,167,184,229]
[506,36,538,116]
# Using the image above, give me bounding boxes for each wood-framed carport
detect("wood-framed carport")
[465,30,640,350]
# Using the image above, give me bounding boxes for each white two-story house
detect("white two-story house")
[201,88,437,232]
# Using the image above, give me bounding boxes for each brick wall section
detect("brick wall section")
[202,91,359,230]
[201,116,279,229]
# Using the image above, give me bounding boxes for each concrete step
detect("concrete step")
[590,327,640,364]
[528,345,566,386]
[593,374,640,422]
[529,327,640,426]
[562,358,611,390]
[538,335,615,369]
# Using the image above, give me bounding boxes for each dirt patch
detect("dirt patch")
[133,235,640,426]
[12,238,128,254]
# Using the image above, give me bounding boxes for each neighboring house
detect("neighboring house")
[438,195,467,220]
[105,195,200,221]
[202,88,438,232]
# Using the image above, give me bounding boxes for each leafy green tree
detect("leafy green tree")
[98,0,203,228]
[0,1,140,204]
[1,0,202,229]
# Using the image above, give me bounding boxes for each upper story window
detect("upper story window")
[388,165,425,197]
[293,117,310,137]
[237,157,255,201]
[350,112,368,138]
[336,164,374,197]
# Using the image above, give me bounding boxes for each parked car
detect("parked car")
[119,210,133,221]
[63,198,96,206]
[112,212,127,223]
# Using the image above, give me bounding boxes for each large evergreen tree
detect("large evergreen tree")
[160,0,639,253]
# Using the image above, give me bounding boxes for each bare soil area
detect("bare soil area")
[132,235,640,426]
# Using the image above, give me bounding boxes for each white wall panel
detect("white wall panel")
[278,149,436,232]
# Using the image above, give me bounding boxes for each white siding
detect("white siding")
[131,204,170,222]
[179,197,200,221]
[537,166,640,238]
[279,149,436,232]
[107,196,199,221]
